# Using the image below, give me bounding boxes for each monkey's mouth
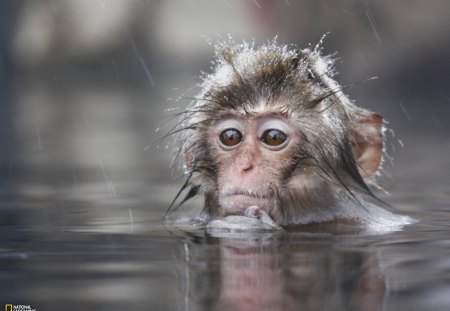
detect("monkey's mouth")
[224,189,270,199]
[219,190,271,214]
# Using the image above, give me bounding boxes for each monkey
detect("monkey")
[167,39,411,230]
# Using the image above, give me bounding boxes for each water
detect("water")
[1,175,449,311]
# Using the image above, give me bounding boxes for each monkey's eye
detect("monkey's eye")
[219,129,242,147]
[261,129,288,147]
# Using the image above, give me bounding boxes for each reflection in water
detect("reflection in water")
[180,231,385,311]
[2,200,450,310]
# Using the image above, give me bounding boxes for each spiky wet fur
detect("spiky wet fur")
[169,39,381,225]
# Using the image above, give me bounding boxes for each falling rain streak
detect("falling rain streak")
[35,124,42,150]
[52,74,58,86]
[111,57,120,79]
[72,166,78,189]
[128,208,134,234]
[365,5,381,44]
[126,28,155,87]
[99,160,117,198]
[398,102,412,123]
[339,8,355,17]
[138,56,156,87]
[83,114,91,129]
[251,0,262,10]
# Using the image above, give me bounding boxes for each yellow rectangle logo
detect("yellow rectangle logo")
[5,305,13,311]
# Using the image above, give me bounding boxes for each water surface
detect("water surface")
[1,177,450,311]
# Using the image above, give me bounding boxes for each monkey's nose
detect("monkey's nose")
[240,162,254,172]
[236,154,256,174]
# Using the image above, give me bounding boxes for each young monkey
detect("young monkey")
[170,40,405,229]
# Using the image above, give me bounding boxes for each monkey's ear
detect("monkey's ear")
[348,113,383,179]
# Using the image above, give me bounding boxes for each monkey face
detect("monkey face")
[174,41,386,226]
[211,112,299,216]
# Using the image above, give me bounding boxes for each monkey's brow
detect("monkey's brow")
[254,111,292,119]
[215,110,292,120]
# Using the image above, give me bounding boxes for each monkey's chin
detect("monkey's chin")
[219,195,271,216]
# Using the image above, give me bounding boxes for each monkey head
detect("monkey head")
[173,40,384,226]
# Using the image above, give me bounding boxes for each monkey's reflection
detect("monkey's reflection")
[180,232,385,311]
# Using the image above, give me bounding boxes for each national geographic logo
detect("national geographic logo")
[4,305,37,311]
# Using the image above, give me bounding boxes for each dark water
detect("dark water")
[1,178,450,311]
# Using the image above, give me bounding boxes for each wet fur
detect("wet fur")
[170,40,381,225]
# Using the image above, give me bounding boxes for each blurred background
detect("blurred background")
[1,0,450,228]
